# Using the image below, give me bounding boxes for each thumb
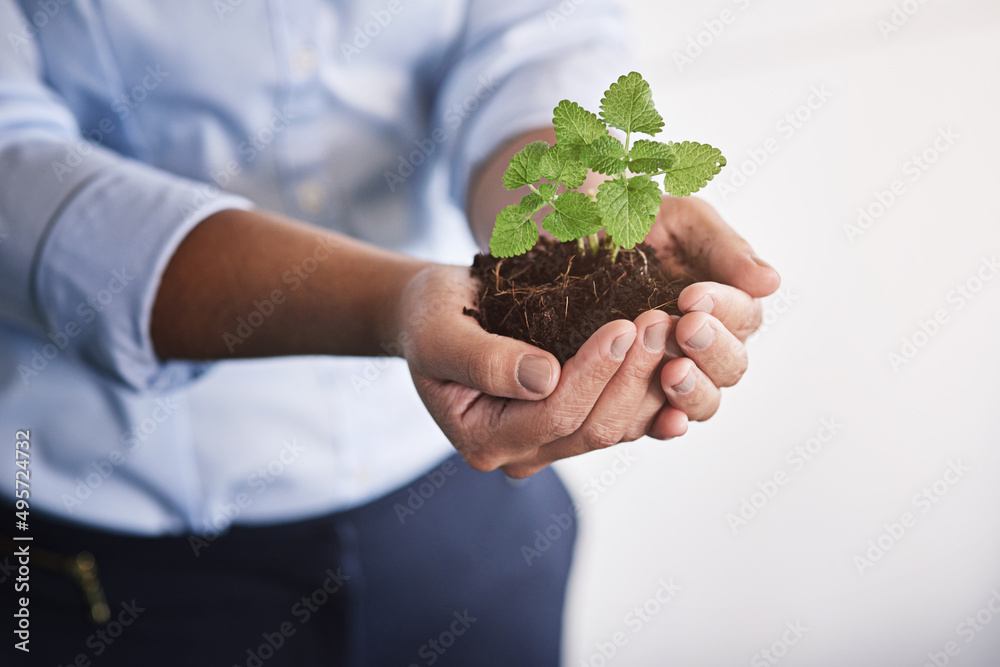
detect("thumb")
[652,197,780,298]
[413,312,560,400]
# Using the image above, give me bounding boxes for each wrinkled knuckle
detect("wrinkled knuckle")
[733,349,750,383]
[622,426,646,443]
[549,410,583,440]
[621,357,656,385]
[582,421,624,451]
[465,347,497,390]
[463,450,501,473]
[695,400,721,422]
[466,428,495,455]
[749,301,763,330]
[715,349,748,388]
[456,435,502,473]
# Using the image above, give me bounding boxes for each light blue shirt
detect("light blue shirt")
[0,0,629,535]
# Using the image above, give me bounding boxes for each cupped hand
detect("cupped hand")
[642,196,781,427]
[398,265,678,478]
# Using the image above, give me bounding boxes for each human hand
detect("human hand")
[398,265,680,478]
[643,196,781,427]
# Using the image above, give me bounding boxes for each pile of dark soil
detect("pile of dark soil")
[465,238,691,364]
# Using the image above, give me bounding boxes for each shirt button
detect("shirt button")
[293,45,318,76]
[296,181,326,215]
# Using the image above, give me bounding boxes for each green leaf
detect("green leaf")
[552,100,607,156]
[502,141,549,190]
[519,192,544,213]
[660,141,726,197]
[539,143,588,189]
[490,204,539,257]
[628,139,677,173]
[597,175,662,249]
[600,71,664,136]
[542,191,603,242]
[580,135,627,175]
[536,182,558,201]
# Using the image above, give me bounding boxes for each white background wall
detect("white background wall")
[555,1,1000,665]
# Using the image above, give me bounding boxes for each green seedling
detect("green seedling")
[489,71,726,260]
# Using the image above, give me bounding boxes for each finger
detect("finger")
[664,314,683,360]
[539,310,671,460]
[623,370,668,442]
[412,375,497,465]
[679,281,762,342]
[647,405,688,440]
[674,311,748,388]
[500,319,637,450]
[500,461,548,479]
[406,268,560,400]
[661,357,722,422]
[648,197,780,298]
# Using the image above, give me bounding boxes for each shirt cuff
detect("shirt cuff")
[34,155,254,391]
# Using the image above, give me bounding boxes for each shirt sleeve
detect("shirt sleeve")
[0,1,253,391]
[433,0,635,209]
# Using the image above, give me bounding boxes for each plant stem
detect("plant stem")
[610,242,621,263]
[588,233,600,255]
[577,237,585,254]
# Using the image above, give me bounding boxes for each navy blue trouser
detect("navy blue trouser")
[3,454,577,666]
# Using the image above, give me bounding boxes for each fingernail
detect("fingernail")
[689,295,714,314]
[684,323,714,351]
[750,254,774,271]
[610,332,636,361]
[672,371,695,394]
[517,355,551,394]
[643,321,668,352]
